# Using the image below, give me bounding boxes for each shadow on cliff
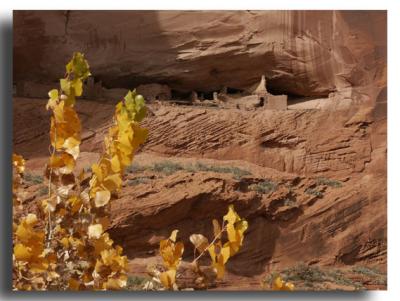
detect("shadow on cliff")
[109,189,282,278]
[13,11,173,159]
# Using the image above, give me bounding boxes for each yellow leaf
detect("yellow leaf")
[71,79,83,96]
[65,52,91,80]
[189,234,209,253]
[169,229,179,242]
[223,205,240,225]
[14,243,31,261]
[69,196,82,214]
[226,241,240,257]
[53,100,65,122]
[94,190,111,207]
[223,206,248,257]
[12,153,25,174]
[105,276,127,290]
[226,223,238,243]
[47,89,59,110]
[60,79,71,95]
[63,136,80,159]
[208,242,227,279]
[159,270,176,290]
[102,174,122,192]
[15,223,32,243]
[208,244,217,263]
[46,97,58,111]
[110,155,121,173]
[64,93,76,107]
[221,245,230,264]
[236,220,248,235]
[64,106,81,127]
[93,233,113,256]
[208,237,232,279]
[68,278,81,290]
[214,254,225,279]
[159,232,184,270]
[285,282,295,290]
[48,153,75,174]
[88,224,103,239]
[60,237,69,248]
[119,130,133,148]
[25,213,38,225]
[31,262,50,274]
[48,89,59,100]
[174,242,184,263]
[91,163,103,182]
[272,276,295,291]
[116,145,132,167]
[132,125,148,147]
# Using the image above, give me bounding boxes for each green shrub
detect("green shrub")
[186,162,251,180]
[24,173,44,185]
[282,263,324,283]
[37,186,48,196]
[152,161,184,175]
[316,177,343,188]
[279,263,364,290]
[127,160,252,179]
[126,162,149,174]
[249,180,277,194]
[305,188,323,197]
[126,275,148,290]
[127,177,151,186]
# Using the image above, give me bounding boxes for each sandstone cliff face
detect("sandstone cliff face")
[125,103,384,181]
[14,11,386,98]
[13,98,387,280]
[109,163,386,277]
[13,10,387,289]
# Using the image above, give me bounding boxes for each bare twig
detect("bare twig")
[192,222,226,263]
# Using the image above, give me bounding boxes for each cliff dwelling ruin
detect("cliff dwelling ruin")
[13,75,288,111]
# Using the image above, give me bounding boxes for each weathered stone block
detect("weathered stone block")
[266,95,287,110]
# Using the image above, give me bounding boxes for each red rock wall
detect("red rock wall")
[13,10,386,98]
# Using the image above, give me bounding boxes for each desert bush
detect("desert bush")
[282,263,325,284]
[351,266,386,285]
[188,162,251,180]
[277,263,362,290]
[316,177,343,188]
[152,161,184,175]
[37,186,48,196]
[305,188,323,197]
[126,162,149,174]
[24,173,44,185]
[249,180,277,194]
[351,266,380,277]
[126,275,149,290]
[127,161,251,180]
